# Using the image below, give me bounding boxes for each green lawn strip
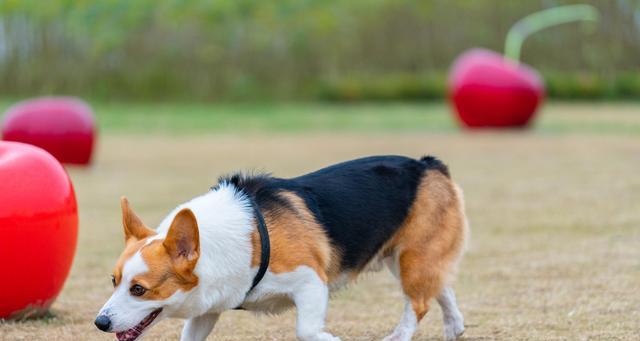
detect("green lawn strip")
[92,101,454,133]
[0,99,638,135]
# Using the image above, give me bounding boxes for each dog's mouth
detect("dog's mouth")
[115,308,162,341]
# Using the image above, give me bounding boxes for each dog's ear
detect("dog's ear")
[121,196,155,243]
[163,208,200,267]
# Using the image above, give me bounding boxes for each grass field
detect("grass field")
[1,102,639,340]
[2,100,640,135]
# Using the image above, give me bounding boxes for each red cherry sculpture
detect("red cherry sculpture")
[448,5,598,129]
[448,49,544,128]
[1,97,96,165]
[0,141,78,319]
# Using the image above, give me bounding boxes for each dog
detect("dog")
[95,155,468,341]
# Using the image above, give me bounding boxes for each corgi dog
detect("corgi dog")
[95,155,468,341]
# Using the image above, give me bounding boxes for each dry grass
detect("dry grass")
[1,131,639,340]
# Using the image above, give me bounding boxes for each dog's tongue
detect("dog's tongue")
[114,308,162,341]
[116,330,139,341]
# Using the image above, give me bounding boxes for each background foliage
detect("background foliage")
[0,0,639,101]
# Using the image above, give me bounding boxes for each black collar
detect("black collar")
[246,195,270,292]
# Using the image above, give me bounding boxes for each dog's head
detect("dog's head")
[95,197,200,341]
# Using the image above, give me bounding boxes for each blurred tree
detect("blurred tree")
[0,0,638,100]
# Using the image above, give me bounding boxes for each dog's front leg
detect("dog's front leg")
[292,269,340,341]
[180,313,220,341]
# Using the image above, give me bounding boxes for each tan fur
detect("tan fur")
[121,197,155,243]
[112,238,150,286]
[135,239,199,300]
[113,197,157,286]
[113,201,199,300]
[384,170,467,321]
[251,191,340,283]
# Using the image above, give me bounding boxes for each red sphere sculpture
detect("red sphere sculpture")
[0,141,78,319]
[448,49,544,128]
[447,5,598,129]
[1,97,96,164]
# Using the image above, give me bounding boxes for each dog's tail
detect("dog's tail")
[419,155,450,177]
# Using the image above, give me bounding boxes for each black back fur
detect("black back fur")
[217,155,449,272]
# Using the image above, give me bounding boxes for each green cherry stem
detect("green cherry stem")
[504,4,600,63]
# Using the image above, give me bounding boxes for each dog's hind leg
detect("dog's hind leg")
[382,248,445,341]
[381,295,420,341]
[437,287,464,341]
[383,172,467,341]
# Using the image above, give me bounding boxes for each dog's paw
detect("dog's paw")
[298,332,341,341]
[443,321,464,341]
[314,333,340,341]
[318,332,341,341]
[382,332,410,341]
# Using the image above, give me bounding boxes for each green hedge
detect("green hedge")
[545,72,640,100]
[1,0,639,101]
[316,73,447,101]
[316,72,640,101]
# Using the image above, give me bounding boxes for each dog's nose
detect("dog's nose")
[94,315,111,332]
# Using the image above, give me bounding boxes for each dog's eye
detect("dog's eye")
[111,275,116,287]
[130,284,147,297]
